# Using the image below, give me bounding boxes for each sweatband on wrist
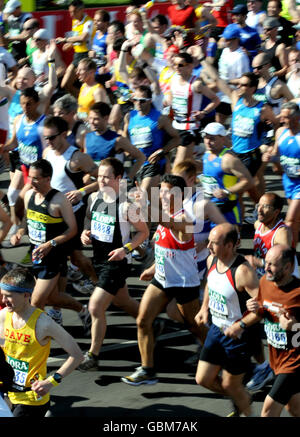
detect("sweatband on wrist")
[47,376,60,387]
[124,242,133,253]
[79,187,86,197]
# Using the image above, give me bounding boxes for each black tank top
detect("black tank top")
[262,41,282,73]
[27,189,67,263]
[90,195,125,264]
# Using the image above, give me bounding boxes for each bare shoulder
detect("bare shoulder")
[236,260,256,282]
[35,311,53,344]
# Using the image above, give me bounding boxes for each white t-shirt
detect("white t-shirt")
[218,47,250,104]
[0,47,17,70]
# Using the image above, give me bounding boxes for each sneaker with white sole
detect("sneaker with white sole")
[77,351,99,371]
[47,308,63,326]
[246,363,274,392]
[67,266,83,282]
[72,279,95,295]
[121,366,158,386]
[244,209,258,225]
[78,304,92,336]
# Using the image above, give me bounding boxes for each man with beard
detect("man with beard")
[244,192,298,393]
[246,245,300,416]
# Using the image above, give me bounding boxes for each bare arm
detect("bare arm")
[40,41,58,99]
[220,153,254,194]
[65,152,99,204]
[224,263,261,338]
[274,44,289,78]
[115,136,146,179]
[148,115,180,163]
[273,226,293,246]
[31,315,83,397]
[107,202,149,262]
[0,204,12,243]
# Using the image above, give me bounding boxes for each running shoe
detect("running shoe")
[227,401,240,417]
[78,304,92,337]
[77,351,99,371]
[19,251,33,266]
[72,279,95,295]
[244,209,258,225]
[246,363,274,392]
[47,309,63,326]
[121,366,158,386]
[67,266,83,282]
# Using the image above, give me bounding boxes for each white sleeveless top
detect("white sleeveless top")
[170,74,202,131]
[44,146,84,212]
[207,256,247,329]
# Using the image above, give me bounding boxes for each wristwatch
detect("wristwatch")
[239,320,247,330]
[50,239,57,247]
[53,372,62,383]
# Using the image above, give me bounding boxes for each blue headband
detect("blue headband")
[0,282,33,294]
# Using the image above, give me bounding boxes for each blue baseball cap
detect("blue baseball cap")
[222,24,241,40]
[230,4,248,15]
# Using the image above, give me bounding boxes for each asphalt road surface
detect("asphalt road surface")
[0,164,294,426]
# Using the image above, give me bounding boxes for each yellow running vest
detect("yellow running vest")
[4,308,51,406]
[72,15,94,53]
[78,83,102,119]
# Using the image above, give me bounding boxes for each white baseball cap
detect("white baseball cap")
[3,0,21,14]
[33,28,50,41]
[202,122,227,136]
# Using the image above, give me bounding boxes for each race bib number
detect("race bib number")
[209,288,228,319]
[233,114,254,138]
[91,212,115,243]
[130,126,152,149]
[155,246,165,280]
[18,142,39,166]
[264,319,288,349]
[6,355,29,387]
[283,164,300,178]
[172,96,188,122]
[27,220,46,244]
[280,156,300,178]
[199,175,219,198]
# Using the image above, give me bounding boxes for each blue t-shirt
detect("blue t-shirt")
[231,23,261,62]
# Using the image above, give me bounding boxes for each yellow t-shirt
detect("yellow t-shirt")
[4,308,51,406]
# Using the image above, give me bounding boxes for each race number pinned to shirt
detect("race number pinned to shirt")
[91,211,116,243]
[209,288,229,320]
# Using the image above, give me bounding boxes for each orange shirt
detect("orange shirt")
[258,275,300,375]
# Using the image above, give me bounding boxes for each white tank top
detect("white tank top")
[207,255,248,329]
[171,74,202,131]
[154,219,200,288]
[44,146,84,212]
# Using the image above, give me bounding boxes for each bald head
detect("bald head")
[252,53,271,71]
[211,223,239,245]
[16,67,36,90]
[265,244,295,283]
[267,244,295,266]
